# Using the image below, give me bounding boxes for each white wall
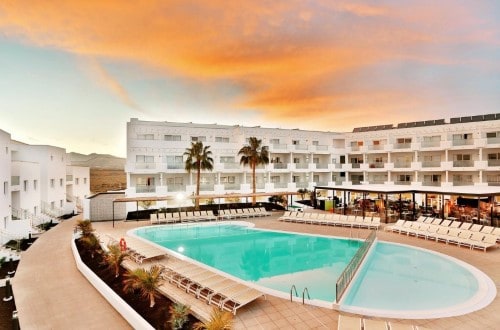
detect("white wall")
[0,129,11,229]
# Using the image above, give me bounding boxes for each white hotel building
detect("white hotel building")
[125,114,500,209]
[0,128,90,244]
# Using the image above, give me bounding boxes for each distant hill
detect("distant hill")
[68,152,125,170]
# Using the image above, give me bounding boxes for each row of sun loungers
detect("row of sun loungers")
[385,219,500,252]
[158,257,265,315]
[217,207,271,220]
[150,210,217,224]
[338,314,428,330]
[279,211,381,229]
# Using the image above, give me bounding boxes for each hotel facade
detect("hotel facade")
[125,114,500,210]
[0,128,90,244]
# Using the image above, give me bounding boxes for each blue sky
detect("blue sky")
[0,1,499,157]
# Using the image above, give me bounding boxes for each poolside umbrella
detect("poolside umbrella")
[3,276,13,302]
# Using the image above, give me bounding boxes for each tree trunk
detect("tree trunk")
[252,163,256,205]
[149,294,155,308]
[196,161,201,210]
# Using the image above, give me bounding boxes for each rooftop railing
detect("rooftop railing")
[336,230,376,303]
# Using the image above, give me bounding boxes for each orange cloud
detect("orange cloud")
[0,0,497,130]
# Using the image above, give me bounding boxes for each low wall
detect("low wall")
[71,236,153,330]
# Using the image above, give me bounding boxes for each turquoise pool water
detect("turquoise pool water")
[135,223,361,302]
[133,222,495,318]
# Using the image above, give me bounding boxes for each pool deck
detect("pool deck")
[12,211,500,329]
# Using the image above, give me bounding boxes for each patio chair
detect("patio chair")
[337,314,362,330]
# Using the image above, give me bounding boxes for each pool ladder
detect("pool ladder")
[290,285,311,304]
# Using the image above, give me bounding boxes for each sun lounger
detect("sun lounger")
[220,286,264,314]
[460,222,472,230]
[470,233,498,252]
[469,224,483,232]
[454,230,473,247]
[387,322,415,330]
[430,218,442,225]
[337,314,362,330]
[363,319,388,330]
[449,221,461,228]
[479,226,494,235]
[440,219,452,227]
[150,213,158,224]
[385,220,405,232]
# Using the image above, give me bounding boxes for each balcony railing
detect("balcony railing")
[422,161,441,167]
[315,181,329,186]
[421,141,440,148]
[487,137,500,144]
[350,145,361,151]
[272,143,287,150]
[294,144,308,151]
[453,160,474,167]
[368,163,384,168]
[136,162,156,169]
[136,185,156,193]
[487,159,500,166]
[394,162,411,168]
[350,163,361,169]
[394,181,411,185]
[369,179,385,184]
[273,182,288,188]
[66,175,73,182]
[315,145,328,151]
[295,182,309,188]
[452,139,474,146]
[295,163,309,169]
[223,163,240,169]
[369,144,384,150]
[315,163,329,169]
[224,183,241,190]
[166,163,184,169]
[422,181,441,187]
[333,164,343,169]
[394,143,411,149]
[166,184,184,192]
[453,181,473,186]
[199,184,215,191]
[273,163,287,169]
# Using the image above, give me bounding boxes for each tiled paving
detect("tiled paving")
[13,211,500,329]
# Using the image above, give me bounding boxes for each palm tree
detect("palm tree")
[184,141,214,210]
[238,137,269,205]
[122,264,164,308]
[168,302,191,330]
[102,243,128,278]
[75,219,94,237]
[193,306,233,330]
[80,234,101,259]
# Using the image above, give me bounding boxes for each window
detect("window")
[398,175,411,182]
[220,176,235,184]
[293,157,300,164]
[220,156,235,163]
[191,136,206,142]
[136,155,154,163]
[270,138,280,144]
[292,175,301,183]
[50,201,55,209]
[292,140,301,145]
[23,180,28,192]
[215,137,229,143]
[397,138,412,144]
[487,132,497,138]
[60,200,64,207]
[137,134,154,140]
[165,155,183,163]
[313,157,319,164]
[164,135,181,141]
[270,176,280,183]
[60,178,63,187]
[312,141,319,146]
[83,178,87,184]
[488,153,500,160]
[454,154,471,161]
[33,180,38,190]
[373,140,380,145]
[167,177,184,185]
[423,135,440,142]
[50,179,55,188]
[75,178,79,185]
[3,181,7,195]
[453,133,472,140]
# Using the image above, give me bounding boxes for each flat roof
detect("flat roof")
[113,191,301,203]
[315,184,500,198]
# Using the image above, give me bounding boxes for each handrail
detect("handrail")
[302,287,310,304]
[335,230,376,303]
[290,284,298,302]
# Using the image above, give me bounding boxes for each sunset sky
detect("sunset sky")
[0,1,499,157]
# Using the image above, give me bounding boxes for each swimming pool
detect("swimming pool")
[132,222,496,318]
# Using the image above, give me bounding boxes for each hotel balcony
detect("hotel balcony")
[199,184,215,192]
[166,184,185,192]
[135,185,156,193]
[487,137,500,145]
[295,182,309,188]
[487,159,500,167]
[394,180,412,185]
[367,163,385,169]
[393,162,411,169]
[273,182,288,189]
[294,163,309,170]
[367,144,385,151]
[269,143,288,152]
[420,141,441,149]
[422,181,441,187]
[393,143,411,150]
[271,163,289,171]
[312,145,329,153]
[453,180,473,186]
[223,183,241,190]
[125,162,158,173]
[452,139,474,147]
[166,163,184,170]
[452,160,474,168]
[314,163,329,170]
[293,144,309,152]
[421,160,441,168]
[329,163,343,170]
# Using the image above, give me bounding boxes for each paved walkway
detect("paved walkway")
[12,215,131,330]
[12,212,500,329]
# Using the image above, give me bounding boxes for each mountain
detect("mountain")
[68,152,125,170]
